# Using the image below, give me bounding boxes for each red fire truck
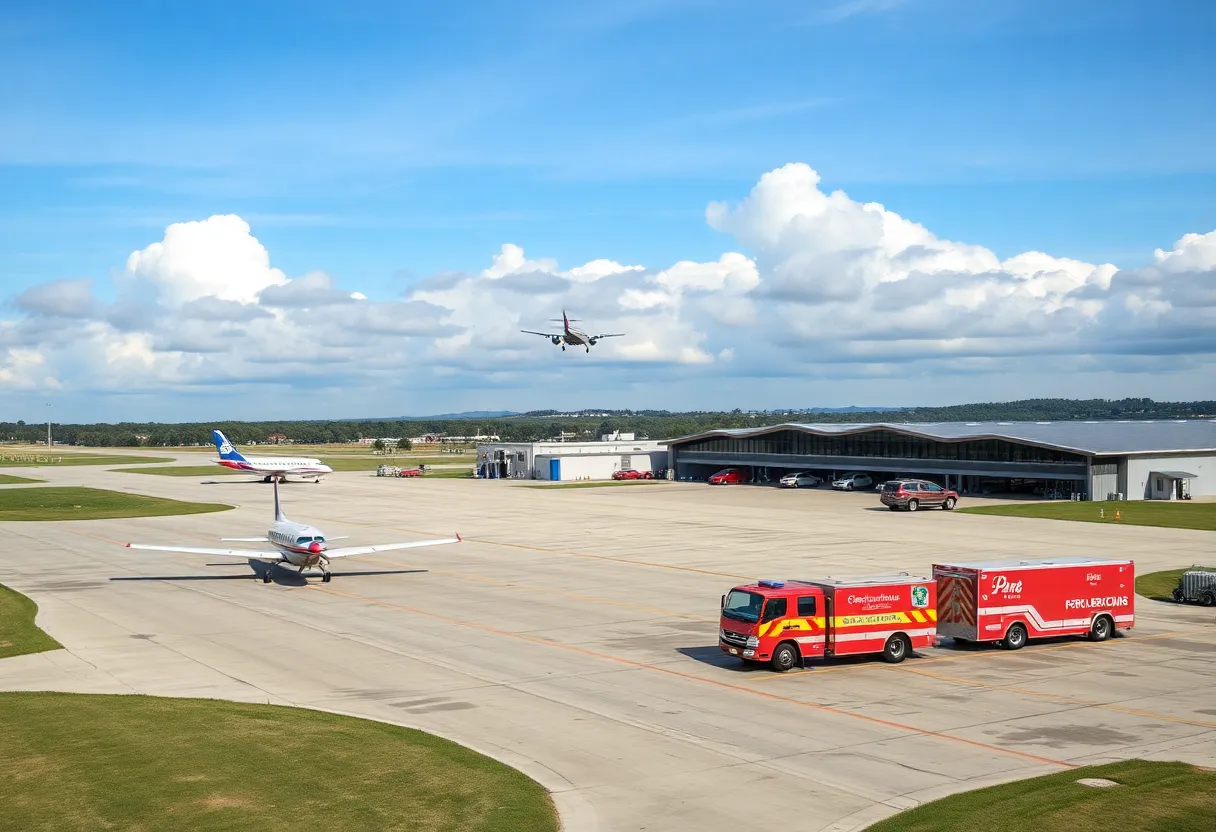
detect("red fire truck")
[933,557,1134,649]
[719,575,937,671]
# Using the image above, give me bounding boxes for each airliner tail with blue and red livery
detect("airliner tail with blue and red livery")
[212,430,333,482]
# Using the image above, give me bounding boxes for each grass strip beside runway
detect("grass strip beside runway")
[1135,567,1216,601]
[0,692,558,832]
[0,584,62,659]
[0,487,231,521]
[866,760,1216,832]
[0,453,174,467]
[0,474,44,484]
[958,500,1216,531]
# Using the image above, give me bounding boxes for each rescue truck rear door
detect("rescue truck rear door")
[934,566,979,641]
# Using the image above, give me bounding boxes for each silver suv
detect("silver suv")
[831,473,872,491]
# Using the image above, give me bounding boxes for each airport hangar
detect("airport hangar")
[663,419,1216,500]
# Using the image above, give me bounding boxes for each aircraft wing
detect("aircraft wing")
[591,333,625,339]
[220,537,269,542]
[521,330,562,338]
[323,535,461,560]
[126,543,282,559]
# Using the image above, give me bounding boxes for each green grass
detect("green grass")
[0,487,232,521]
[0,453,174,468]
[0,584,62,659]
[1135,567,1216,601]
[525,479,671,489]
[322,456,447,471]
[867,760,1216,832]
[0,692,557,832]
[111,465,242,477]
[958,500,1216,531]
[0,474,44,484]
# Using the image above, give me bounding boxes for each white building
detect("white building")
[476,439,667,481]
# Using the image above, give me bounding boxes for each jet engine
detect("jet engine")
[588,338,598,346]
[551,336,562,345]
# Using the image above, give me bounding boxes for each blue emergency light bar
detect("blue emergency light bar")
[758,580,785,588]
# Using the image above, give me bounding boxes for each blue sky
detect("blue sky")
[2,0,1215,422]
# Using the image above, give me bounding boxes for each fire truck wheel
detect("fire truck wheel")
[770,642,800,672]
[882,635,909,663]
[1089,615,1113,642]
[906,499,919,512]
[1002,623,1027,650]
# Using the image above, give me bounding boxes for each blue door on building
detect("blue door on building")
[550,458,561,481]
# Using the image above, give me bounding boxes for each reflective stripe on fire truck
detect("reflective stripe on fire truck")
[833,627,936,643]
[758,616,826,637]
[978,604,1125,631]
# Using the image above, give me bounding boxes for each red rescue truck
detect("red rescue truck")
[719,575,937,671]
[932,557,1134,649]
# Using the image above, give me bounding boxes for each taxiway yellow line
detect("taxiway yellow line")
[312,583,1071,769]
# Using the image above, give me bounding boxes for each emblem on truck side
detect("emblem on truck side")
[911,585,929,608]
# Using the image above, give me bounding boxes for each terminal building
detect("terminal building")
[663,420,1216,500]
[476,437,667,481]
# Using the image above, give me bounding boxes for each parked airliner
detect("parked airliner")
[126,478,459,583]
[522,311,624,352]
[212,430,333,482]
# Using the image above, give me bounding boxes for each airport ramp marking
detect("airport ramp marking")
[899,663,1216,731]
[313,584,1071,769]
[745,629,1196,683]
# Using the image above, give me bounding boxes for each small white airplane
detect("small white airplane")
[126,478,460,583]
[522,311,624,353]
[211,429,333,482]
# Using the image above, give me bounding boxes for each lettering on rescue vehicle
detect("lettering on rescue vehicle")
[1065,596,1130,610]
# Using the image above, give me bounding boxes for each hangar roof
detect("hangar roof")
[663,420,1216,456]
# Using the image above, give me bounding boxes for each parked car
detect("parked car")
[880,479,958,511]
[778,472,821,488]
[612,469,653,480]
[1171,567,1216,606]
[708,468,750,485]
[831,473,872,491]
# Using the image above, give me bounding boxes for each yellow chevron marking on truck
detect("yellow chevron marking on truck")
[926,609,938,621]
[760,616,827,637]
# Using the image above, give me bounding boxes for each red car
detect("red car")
[708,468,750,485]
[612,469,653,480]
[880,479,958,511]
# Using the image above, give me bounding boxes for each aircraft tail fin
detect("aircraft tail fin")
[212,430,248,463]
[272,477,286,522]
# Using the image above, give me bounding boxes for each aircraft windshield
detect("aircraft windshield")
[722,590,763,623]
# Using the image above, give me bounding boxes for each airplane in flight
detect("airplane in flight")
[211,429,333,482]
[126,478,459,583]
[522,311,624,353]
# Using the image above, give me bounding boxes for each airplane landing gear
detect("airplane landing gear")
[263,475,273,483]
[322,572,332,583]
[261,570,272,584]
[561,345,565,351]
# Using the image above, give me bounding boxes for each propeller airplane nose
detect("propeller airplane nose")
[308,541,323,554]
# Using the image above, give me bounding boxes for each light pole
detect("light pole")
[46,403,51,447]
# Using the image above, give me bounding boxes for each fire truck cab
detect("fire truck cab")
[719,575,937,672]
